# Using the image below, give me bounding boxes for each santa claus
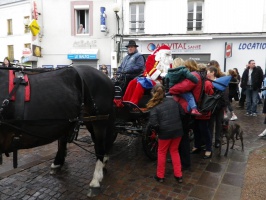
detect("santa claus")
[122,45,173,106]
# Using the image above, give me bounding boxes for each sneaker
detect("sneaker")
[258,129,266,137]
[230,115,238,121]
[191,108,202,116]
[252,113,257,117]
[245,112,251,116]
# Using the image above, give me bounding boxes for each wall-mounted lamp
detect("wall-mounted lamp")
[113,4,120,34]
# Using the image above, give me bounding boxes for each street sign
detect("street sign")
[225,43,232,58]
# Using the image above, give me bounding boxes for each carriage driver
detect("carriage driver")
[117,40,145,88]
[122,45,173,106]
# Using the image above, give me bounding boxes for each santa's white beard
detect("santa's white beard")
[156,56,173,73]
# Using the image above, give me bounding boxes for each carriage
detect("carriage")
[112,73,159,161]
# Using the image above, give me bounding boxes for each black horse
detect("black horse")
[0,66,115,197]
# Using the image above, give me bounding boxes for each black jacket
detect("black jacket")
[148,97,184,140]
[241,67,263,90]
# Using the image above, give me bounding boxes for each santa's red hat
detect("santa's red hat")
[153,45,171,61]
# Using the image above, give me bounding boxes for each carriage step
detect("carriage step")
[115,125,143,131]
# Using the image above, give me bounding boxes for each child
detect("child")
[166,58,202,116]
[147,84,184,183]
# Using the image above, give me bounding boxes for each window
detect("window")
[130,3,145,33]
[24,43,31,49]
[71,1,93,36]
[7,19,13,35]
[76,9,89,34]
[8,45,14,61]
[187,1,203,31]
[24,16,30,33]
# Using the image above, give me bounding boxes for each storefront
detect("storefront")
[122,36,266,76]
[67,49,99,68]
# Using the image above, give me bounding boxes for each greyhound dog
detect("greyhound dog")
[220,118,244,156]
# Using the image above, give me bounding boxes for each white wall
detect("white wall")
[204,0,264,33]
[37,0,118,68]
[0,1,31,61]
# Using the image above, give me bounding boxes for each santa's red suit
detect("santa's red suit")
[122,45,172,105]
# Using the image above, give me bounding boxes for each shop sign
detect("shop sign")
[29,19,40,36]
[22,48,32,57]
[67,54,97,60]
[238,42,266,50]
[147,43,202,53]
[32,45,41,57]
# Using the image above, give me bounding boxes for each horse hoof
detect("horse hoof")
[50,167,60,175]
[87,187,101,197]
[50,163,61,175]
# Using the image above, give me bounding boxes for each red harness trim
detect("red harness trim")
[9,70,30,101]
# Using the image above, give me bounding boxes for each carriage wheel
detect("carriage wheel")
[142,127,158,161]
[112,128,119,143]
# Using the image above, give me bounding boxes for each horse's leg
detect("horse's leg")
[50,135,67,174]
[87,122,107,197]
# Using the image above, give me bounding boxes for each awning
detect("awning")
[67,49,99,60]
[22,56,38,63]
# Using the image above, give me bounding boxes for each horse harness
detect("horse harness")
[0,67,109,168]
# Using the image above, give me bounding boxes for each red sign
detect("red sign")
[225,43,232,58]
[22,48,32,57]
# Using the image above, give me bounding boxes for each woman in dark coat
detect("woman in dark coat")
[147,84,184,183]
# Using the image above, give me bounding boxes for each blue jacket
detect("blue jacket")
[117,50,145,75]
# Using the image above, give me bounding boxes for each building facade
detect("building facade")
[0,0,266,76]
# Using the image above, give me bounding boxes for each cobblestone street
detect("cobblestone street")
[0,103,266,200]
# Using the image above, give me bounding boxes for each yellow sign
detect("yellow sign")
[29,19,40,36]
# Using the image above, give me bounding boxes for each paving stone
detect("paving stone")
[189,185,215,200]
[214,183,241,200]
[222,172,244,187]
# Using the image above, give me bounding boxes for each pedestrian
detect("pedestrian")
[2,57,12,67]
[166,57,202,115]
[190,66,214,159]
[207,60,226,149]
[147,84,184,183]
[100,64,108,76]
[169,59,203,170]
[241,60,264,116]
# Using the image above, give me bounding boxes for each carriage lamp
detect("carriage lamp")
[113,4,120,34]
